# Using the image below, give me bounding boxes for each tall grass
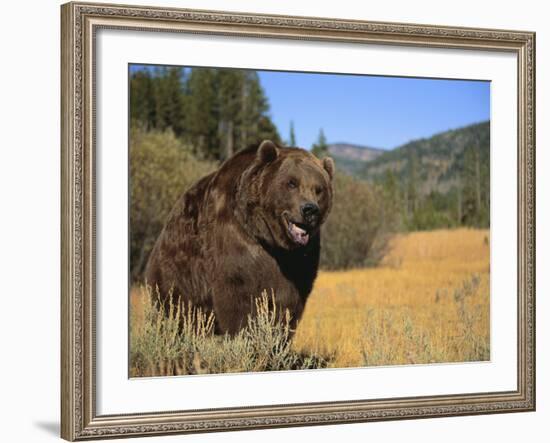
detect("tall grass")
[293,229,490,367]
[130,287,327,377]
[358,274,489,366]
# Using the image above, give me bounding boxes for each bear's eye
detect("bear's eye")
[315,186,323,196]
[287,179,298,189]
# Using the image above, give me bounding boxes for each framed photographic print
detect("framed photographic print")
[61,1,536,440]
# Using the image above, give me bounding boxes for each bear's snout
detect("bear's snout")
[301,202,320,224]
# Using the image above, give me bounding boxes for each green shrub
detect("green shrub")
[130,126,216,280]
[320,172,397,270]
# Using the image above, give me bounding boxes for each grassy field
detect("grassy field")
[293,228,490,367]
[130,228,490,376]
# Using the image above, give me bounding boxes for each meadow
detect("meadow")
[130,228,490,377]
[293,228,490,367]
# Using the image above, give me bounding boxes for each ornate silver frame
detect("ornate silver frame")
[61,2,536,440]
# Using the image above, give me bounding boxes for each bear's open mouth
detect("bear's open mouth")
[286,218,310,246]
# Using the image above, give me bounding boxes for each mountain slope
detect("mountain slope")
[327,143,385,176]
[328,122,491,195]
[360,121,490,196]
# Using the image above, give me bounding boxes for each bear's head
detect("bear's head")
[237,140,334,250]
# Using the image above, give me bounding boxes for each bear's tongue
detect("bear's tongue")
[288,222,309,246]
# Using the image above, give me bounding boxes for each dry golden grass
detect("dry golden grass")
[292,228,490,367]
[130,228,490,375]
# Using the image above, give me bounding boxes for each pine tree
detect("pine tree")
[154,67,185,136]
[382,168,402,229]
[406,150,419,216]
[153,66,170,131]
[289,121,296,146]
[238,71,264,147]
[217,69,244,159]
[130,69,156,129]
[311,129,328,158]
[239,72,280,147]
[257,116,281,145]
[184,68,220,158]
[461,145,478,225]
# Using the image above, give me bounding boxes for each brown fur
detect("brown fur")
[145,140,334,335]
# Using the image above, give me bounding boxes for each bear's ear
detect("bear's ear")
[322,157,335,180]
[257,140,279,164]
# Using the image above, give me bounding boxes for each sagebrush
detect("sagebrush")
[130,287,328,377]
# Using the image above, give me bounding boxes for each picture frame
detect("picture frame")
[60,1,536,440]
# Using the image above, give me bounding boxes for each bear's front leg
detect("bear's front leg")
[210,278,256,335]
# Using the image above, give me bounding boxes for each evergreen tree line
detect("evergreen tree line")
[130,66,281,161]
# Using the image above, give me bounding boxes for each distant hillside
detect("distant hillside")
[328,143,385,176]
[359,121,490,196]
[326,121,490,230]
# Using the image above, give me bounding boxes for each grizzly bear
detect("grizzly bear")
[145,140,334,335]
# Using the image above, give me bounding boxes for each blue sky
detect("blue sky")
[258,71,490,150]
[130,64,490,150]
